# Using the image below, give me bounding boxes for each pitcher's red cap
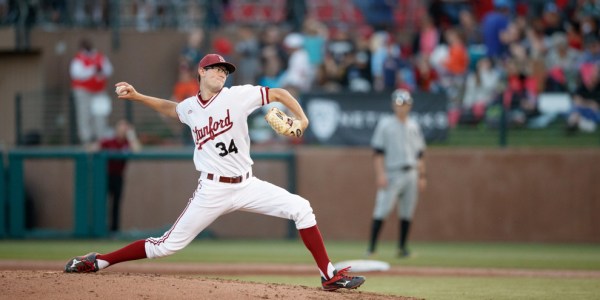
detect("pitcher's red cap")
[198,54,236,74]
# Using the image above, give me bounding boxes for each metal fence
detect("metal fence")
[15,89,187,146]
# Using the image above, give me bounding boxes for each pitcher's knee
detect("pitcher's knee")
[145,239,186,259]
[290,196,316,229]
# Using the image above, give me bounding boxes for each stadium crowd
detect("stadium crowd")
[3,0,600,132]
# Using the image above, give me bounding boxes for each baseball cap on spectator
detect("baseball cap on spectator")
[198,54,236,74]
[284,33,304,49]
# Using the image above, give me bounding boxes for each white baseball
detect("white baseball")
[115,85,128,96]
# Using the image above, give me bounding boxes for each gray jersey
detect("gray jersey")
[371,115,425,170]
[371,115,426,220]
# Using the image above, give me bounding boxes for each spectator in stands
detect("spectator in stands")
[439,0,472,26]
[578,35,600,66]
[523,24,548,60]
[302,18,327,71]
[458,9,483,47]
[96,119,142,233]
[285,0,307,31]
[578,0,600,19]
[212,35,234,87]
[567,63,600,133]
[179,29,204,71]
[132,0,156,31]
[437,27,469,114]
[342,51,373,92]
[258,26,286,88]
[280,32,314,94]
[545,32,581,92]
[382,40,409,91]
[69,38,113,147]
[540,2,563,36]
[412,14,440,59]
[171,65,199,145]
[427,0,446,29]
[500,17,527,49]
[234,25,260,84]
[442,28,469,77]
[461,57,500,124]
[259,25,287,75]
[354,0,395,31]
[317,51,345,92]
[258,47,284,88]
[565,21,583,51]
[317,27,355,92]
[171,67,199,103]
[500,57,540,126]
[326,26,355,67]
[413,54,440,92]
[344,30,373,92]
[371,32,401,91]
[481,0,511,60]
[579,15,598,38]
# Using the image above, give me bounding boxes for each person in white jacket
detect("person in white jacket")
[279,33,314,94]
[462,57,500,122]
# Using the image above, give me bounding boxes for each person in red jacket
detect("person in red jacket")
[70,38,114,147]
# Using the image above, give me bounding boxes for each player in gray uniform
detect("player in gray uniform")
[366,88,427,258]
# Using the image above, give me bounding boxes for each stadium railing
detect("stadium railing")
[5,148,296,239]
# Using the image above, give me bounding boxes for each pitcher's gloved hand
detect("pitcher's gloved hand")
[264,107,303,137]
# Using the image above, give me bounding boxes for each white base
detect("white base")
[333,259,391,272]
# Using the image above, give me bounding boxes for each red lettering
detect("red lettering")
[193,110,234,149]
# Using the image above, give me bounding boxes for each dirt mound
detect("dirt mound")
[0,270,414,300]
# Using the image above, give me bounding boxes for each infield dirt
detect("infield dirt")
[2,260,599,300]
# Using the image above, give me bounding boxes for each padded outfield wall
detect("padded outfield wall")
[14,148,600,243]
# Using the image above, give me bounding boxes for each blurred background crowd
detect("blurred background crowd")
[3,0,600,146]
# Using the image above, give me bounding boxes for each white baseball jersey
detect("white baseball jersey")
[176,85,270,176]
[146,84,317,261]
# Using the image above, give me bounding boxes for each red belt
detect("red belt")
[202,172,250,184]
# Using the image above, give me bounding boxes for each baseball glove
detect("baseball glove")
[264,107,303,137]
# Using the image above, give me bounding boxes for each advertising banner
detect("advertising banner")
[300,91,449,146]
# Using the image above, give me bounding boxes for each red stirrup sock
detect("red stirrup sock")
[97,239,147,266]
[299,225,333,280]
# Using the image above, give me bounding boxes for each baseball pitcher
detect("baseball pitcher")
[64,54,365,291]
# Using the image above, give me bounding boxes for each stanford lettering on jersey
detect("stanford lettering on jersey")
[194,109,233,149]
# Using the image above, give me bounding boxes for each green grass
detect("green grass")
[2,240,599,300]
[1,240,600,270]
[211,275,600,300]
[437,122,600,147]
